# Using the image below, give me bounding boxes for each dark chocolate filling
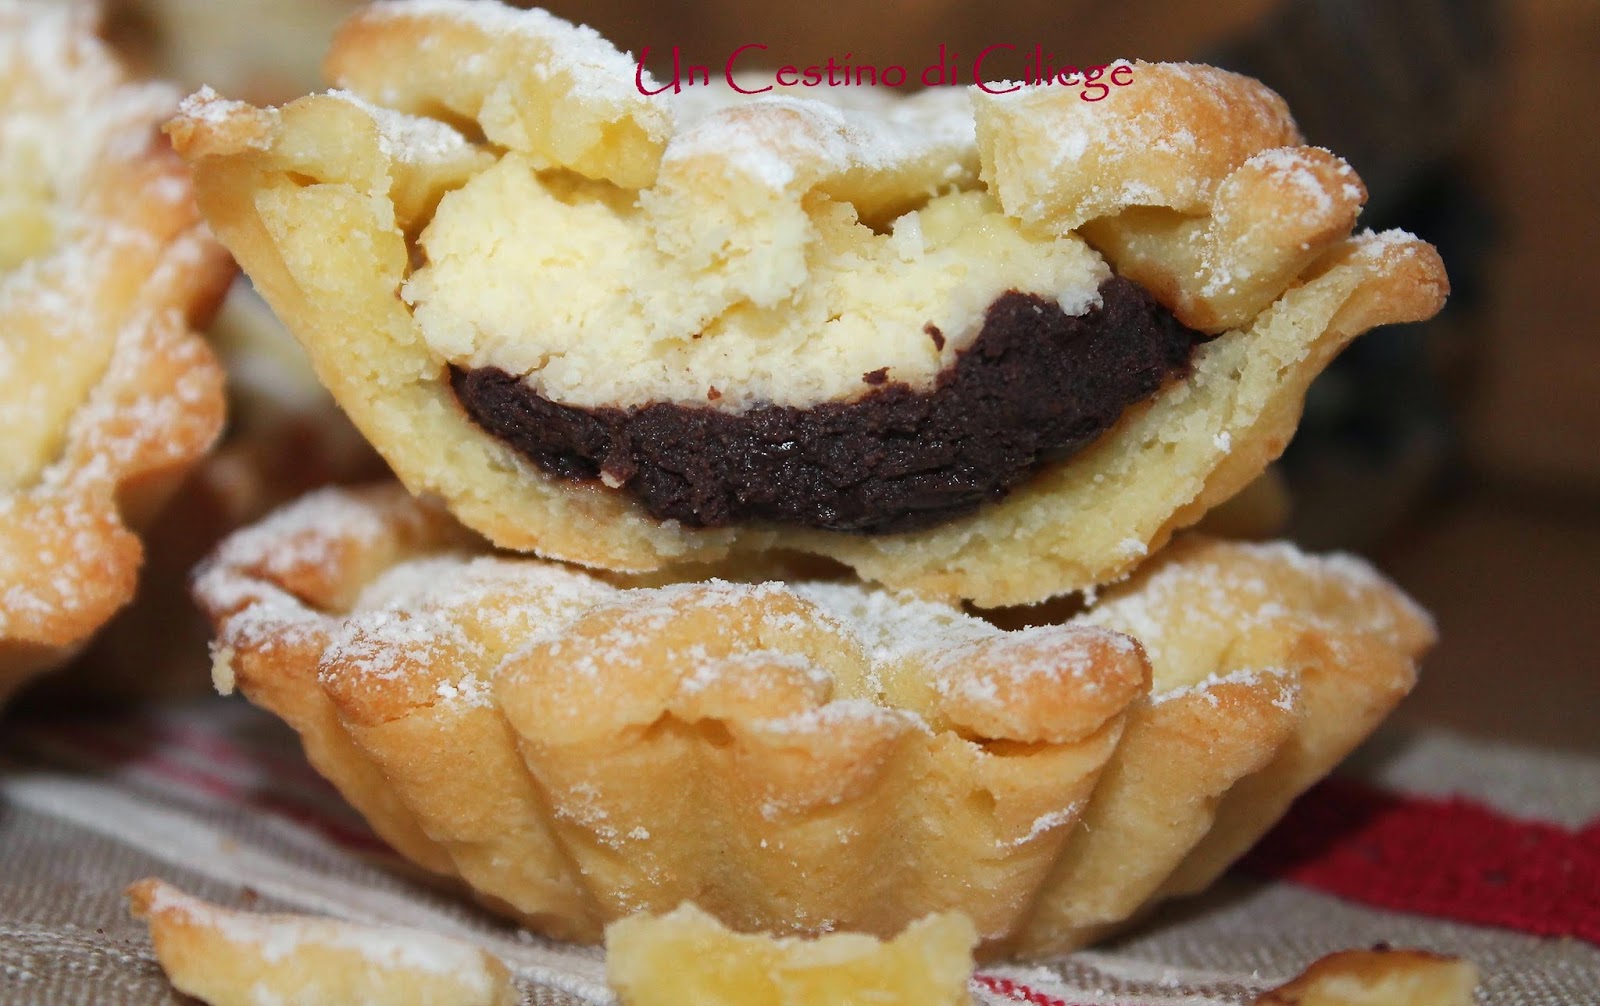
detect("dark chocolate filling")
[449,277,1207,534]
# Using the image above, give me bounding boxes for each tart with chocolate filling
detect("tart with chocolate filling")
[169,0,1447,605]
[195,484,1433,957]
[0,0,231,703]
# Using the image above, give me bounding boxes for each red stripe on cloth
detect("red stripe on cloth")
[974,975,1073,1006]
[153,719,336,793]
[974,973,1169,1006]
[1244,778,1600,944]
[45,724,394,857]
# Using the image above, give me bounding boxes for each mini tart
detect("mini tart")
[0,0,232,702]
[58,283,386,703]
[167,0,1447,607]
[194,485,1433,957]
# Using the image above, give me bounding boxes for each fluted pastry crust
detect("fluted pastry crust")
[167,0,1447,606]
[195,485,1432,956]
[0,0,231,702]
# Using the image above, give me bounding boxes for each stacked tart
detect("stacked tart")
[179,0,1446,957]
[0,0,232,703]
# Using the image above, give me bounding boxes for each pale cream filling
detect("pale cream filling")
[402,156,1110,411]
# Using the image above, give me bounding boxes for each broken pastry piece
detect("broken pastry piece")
[127,879,517,1006]
[0,0,231,703]
[194,485,1432,956]
[169,0,1447,606]
[1254,948,1480,1006]
[606,903,978,1006]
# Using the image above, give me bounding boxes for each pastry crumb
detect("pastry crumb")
[126,878,517,1006]
[1254,947,1480,1005]
[605,902,978,1006]
[209,644,237,695]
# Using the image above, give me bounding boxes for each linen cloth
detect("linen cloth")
[3,700,1597,1005]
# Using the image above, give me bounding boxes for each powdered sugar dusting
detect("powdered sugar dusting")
[1248,146,1337,218]
[1152,666,1296,707]
[204,495,1424,766]
[192,490,408,658]
[930,624,1137,716]
[1,0,193,494]
[326,553,619,702]
[1007,803,1083,847]
[974,61,1296,231]
[754,697,921,737]
[1084,539,1431,694]
[364,0,663,122]
[209,489,395,587]
[176,85,254,126]
[326,90,472,164]
[663,86,976,194]
[791,581,993,665]
[203,491,1150,743]
[1351,227,1431,263]
[2,286,220,644]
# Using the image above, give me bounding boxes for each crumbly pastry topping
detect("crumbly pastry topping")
[605,903,978,1006]
[405,154,1104,412]
[169,0,1447,603]
[331,14,1329,412]
[0,0,230,699]
[291,5,1363,412]
[127,879,518,1006]
[194,485,1434,955]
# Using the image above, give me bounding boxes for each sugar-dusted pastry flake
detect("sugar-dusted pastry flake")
[1254,947,1480,1006]
[127,879,518,1006]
